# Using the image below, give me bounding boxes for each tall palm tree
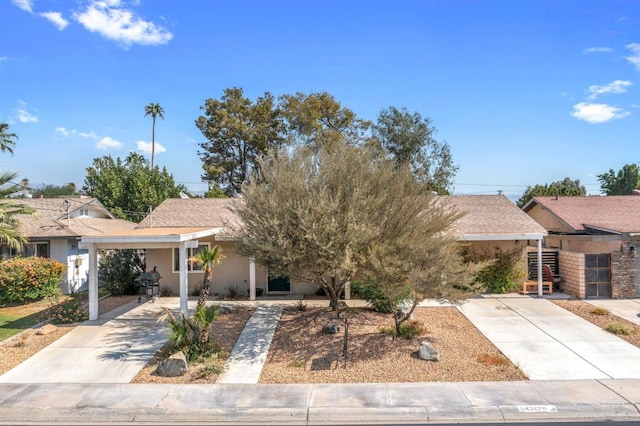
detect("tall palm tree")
[0,122,17,155]
[144,103,165,169]
[189,245,225,309]
[0,172,36,250]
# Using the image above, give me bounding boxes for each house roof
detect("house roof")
[442,195,547,240]
[15,197,137,238]
[137,198,242,229]
[523,195,640,234]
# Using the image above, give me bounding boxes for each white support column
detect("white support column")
[344,281,351,300]
[249,257,256,300]
[537,239,543,296]
[88,244,99,320]
[179,243,189,316]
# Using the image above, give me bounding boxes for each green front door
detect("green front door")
[268,275,291,292]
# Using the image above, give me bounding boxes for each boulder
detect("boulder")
[37,324,58,335]
[323,322,340,334]
[418,341,439,361]
[156,351,187,377]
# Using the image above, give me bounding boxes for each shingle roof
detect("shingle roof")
[526,195,640,234]
[141,196,545,241]
[442,195,547,239]
[15,197,137,238]
[137,198,242,228]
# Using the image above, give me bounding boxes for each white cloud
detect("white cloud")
[96,136,123,150]
[40,11,69,30]
[11,0,33,13]
[16,101,38,123]
[586,80,632,100]
[56,127,100,138]
[73,1,173,47]
[571,102,631,124]
[136,140,166,154]
[626,43,640,70]
[583,47,612,54]
[0,57,7,62]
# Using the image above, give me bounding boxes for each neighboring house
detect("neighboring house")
[81,195,548,320]
[523,195,640,298]
[2,197,137,293]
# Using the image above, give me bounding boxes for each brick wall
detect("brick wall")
[558,251,585,298]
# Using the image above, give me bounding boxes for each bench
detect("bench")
[521,280,552,295]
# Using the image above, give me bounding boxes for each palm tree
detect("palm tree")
[0,172,36,250]
[144,103,165,168]
[189,245,225,309]
[0,122,17,155]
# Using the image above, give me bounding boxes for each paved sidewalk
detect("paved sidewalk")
[0,380,639,424]
[587,298,640,326]
[458,295,640,380]
[217,305,283,384]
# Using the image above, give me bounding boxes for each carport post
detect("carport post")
[88,243,99,320]
[537,239,543,296]
[179,242,189,316]
[249,257,256,300]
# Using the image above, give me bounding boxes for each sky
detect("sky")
[2,0,640,200]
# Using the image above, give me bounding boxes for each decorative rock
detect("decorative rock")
[37,324,58,335]
[418,341,440,361]
[156,351,187,377]
[218,306,231,314]
[323,322,340,334]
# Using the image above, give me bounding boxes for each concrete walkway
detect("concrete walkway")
[217,305,283,384]
[0,300,170,384]
[586,298,640,326]
[458,295,640,380]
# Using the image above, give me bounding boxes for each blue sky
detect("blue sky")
[2,0,640,199]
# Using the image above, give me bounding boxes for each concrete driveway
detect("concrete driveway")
[458,295,640,380]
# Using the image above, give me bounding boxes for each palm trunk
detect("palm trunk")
[151,116,156,168]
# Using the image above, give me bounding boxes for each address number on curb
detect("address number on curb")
[517,405,558,413]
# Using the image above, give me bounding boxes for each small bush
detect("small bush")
[287,360,305,368]
[294,300,307,312]
[590,306,609,316]
[45,295,88,324]
[477,353,510,366]
[605,322,633,336]
[225,284,240,299]
[161,305,220,362]
[379,320,425,339]
[467,248,526,294]
[98,249,145,296]
[0,257,66,304]
[351,279,411,313]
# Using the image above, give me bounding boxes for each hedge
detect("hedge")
[0,257,66,305]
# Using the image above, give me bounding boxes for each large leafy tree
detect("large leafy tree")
[597,164,640,196]
[30,182,79,198]
[196,87,286,196]
[144,103,165,169]
[279,91,372,148]
[373,107,457,194]
[236,140,476,312]
[517,177,587,207]
[83,152,187,222]
[0,122,17,155]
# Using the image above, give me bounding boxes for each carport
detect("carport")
[79,226,258,320]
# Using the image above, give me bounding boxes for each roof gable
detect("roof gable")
[137,198,242,228]
[441,195,547,240]
[15,197,136,238]
[525,195,640,234]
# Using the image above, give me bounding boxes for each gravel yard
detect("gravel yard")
[259,305,526,383]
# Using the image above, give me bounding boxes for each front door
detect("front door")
[268,275,291,292]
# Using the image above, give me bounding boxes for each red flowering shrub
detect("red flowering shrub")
[0,257,66,305]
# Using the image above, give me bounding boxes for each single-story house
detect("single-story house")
[81,195,548,320]
[523,195,640,298]
[3,197,137,293]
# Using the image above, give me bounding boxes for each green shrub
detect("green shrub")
[0,257,66,305]
[590,306,609,316]
[350,279,411,313]
[468,248,526,294]
[605,322,633,336]
[379,320,425,339]
[44,295,88,324]
[161,305,220,362]
[98,249,145,296]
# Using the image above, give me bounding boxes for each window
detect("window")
[26,241,50,258]
[172,243,210,273]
